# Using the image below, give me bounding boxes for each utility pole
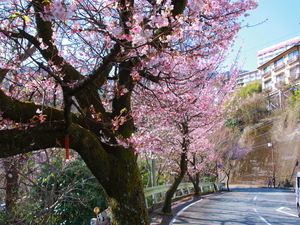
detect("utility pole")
[268,143,275,187]
[150,158,157,203]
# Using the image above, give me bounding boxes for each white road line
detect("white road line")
[254,192,260,201]
[168,199,203,225]
[169,192,298,225]
[169,193,222,225]
[276,207,298,217]
[254,208,272,225]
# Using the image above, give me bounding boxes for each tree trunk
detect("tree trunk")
[187,171,201,196]
[161,152,187,214]
[4,158,19,221]
[68,124,149,224]
[193,173,201,196]
[0,122,150,225]
[65,124,149,224]
[226,170,231,191]
[85,148,149,224]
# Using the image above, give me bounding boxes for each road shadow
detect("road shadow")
[149,192,226,225]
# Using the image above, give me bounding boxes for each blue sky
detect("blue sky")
[227,0,300,71]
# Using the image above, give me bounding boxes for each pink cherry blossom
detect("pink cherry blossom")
[0,0,258,221]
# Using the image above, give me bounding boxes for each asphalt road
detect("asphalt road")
[170,187,300,225]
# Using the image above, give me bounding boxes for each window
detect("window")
[288,49,298,59]
[290,67,300,78]
[263,65,271,73]
[274,58,284,68]
[276,74,285,83]
[264,80,272,89]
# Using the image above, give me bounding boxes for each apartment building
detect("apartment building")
[257,36,300,67]
[237,37,300,88]
[258,44,300,91]
[237,70,260,87]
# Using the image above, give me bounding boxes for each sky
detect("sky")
[227,0,300,71]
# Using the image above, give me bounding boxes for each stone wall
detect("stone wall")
[230,112,300,187]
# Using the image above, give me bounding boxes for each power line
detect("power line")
[240,31,300,54]
[242,118,300,151]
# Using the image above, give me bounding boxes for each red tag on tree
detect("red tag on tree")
[65,135,70,160]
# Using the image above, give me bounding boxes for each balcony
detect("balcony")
[287,55,300,65]
[288,73,300,82]
[275,81,285,89]
[273,63,285,72]
[262,70,271,78]
[264,85,272,91]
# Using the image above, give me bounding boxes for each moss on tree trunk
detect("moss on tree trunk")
[69,125,150,224]
[0,120,150,224]
[101,149,148,224]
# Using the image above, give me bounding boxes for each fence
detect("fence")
[144,182,225,208]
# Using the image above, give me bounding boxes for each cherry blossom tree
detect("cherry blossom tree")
[0,0,257,223]
[133,63,240,213]
[187,146,218,196]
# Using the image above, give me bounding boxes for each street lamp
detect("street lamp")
[268,143,275,187]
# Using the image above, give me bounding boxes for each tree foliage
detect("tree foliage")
[132,62,246,212]
[226,81,268,128]
[0,0,258,223]
[290,86,300,107]
[236,80,262,99]
[212,126,250,190]
[0,150,108,224]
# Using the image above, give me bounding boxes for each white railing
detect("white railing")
[262,70,271,78]
[89,182,225,223]
[287,55,299,64]
[273,63,285,72]
[144,182,225,208]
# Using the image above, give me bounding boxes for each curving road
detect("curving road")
[170,187,299,225]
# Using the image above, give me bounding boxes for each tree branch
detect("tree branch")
[0,89,63,123]
[0,122,111,179]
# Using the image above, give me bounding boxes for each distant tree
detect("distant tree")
[226,81,268,128]
[186,147,217,196]
[236,80,262,99]
[212,127,250,191]
[290,86,300,107]
[1,156,23,222]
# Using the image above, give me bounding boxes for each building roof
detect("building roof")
[257,44,300,70]
[239,69,258,75]
[257,36,300,57]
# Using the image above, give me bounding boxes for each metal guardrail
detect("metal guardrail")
[89,182,225,223]
[144,182,225,208]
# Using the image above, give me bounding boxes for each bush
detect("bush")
[0,150,108,225]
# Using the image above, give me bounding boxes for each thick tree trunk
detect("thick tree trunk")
[67,125,149,224]
[80,146,149,224]
[105,151,148,224]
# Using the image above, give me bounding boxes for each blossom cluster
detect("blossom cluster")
[40,0,77,21]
